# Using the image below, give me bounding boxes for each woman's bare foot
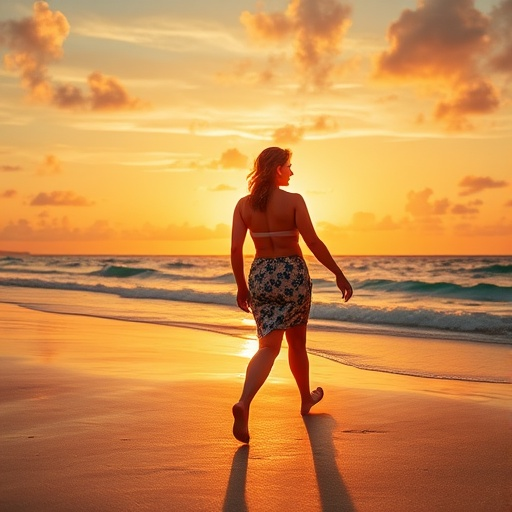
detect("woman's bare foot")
[232,402,250,443]
[301,387,324,415]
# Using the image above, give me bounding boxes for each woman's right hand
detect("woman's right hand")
[336,274,353,302]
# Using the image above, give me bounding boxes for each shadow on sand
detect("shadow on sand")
[303,413,356,512]
[222,444,249,512]
[223,414,354,511]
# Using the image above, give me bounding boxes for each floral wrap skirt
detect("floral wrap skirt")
[248,255,312,338]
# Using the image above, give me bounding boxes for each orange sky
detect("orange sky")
[0,0,511,255]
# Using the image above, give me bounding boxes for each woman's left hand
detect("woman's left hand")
[236,288,251,312]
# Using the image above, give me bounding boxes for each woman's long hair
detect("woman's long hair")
[247,147,291,211]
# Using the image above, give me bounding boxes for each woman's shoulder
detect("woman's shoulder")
[277,189,302,198]
[277,189,305,204]
[236,195,251,208]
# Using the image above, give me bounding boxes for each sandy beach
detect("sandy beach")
[1,302,510,511]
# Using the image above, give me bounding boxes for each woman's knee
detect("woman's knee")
[259,330,284,355]
[285,325,307,350]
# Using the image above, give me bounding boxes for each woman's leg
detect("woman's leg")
[232,329,284,443]
[285,324,324,415]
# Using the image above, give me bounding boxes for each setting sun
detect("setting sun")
[0,0,510,255]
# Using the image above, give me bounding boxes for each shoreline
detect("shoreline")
[4,293,511,390]
[1,303,511,511]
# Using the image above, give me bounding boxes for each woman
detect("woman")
[230,146,352,444]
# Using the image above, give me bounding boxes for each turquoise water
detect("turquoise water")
[1,254,510,384]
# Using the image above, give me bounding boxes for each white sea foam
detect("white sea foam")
[1,254,511,346]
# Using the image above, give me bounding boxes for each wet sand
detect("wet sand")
[0,303,510,511]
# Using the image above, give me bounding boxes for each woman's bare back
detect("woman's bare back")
[239,189,303,258]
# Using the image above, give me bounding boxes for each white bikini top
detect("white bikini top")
[250,230,298,238]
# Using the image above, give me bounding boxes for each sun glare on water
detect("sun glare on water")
[239,331,258,359]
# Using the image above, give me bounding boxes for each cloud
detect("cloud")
[310,115,339,132]
[53,71,144,111]
[347,212,399,231]
[269,116,339,143]
[0,218,230,242]
[405,188,450,217]
[122,222,230,241]
[128,150,248,173]
[240,0,352,87]
[1,164,22,172]
[30,191,95,206]
[240,8,292,43]
[458,175,508,195]
[218,148,248,169]
[375,0,489,80]
[0,217,114,242]
[273,123,305,144]
[0,1,68,102]
[316,221,350,239]
[159,149,249,172]
[0,1,143,111]
[489,0,512,72]
[1,189,17,198]
[373,0,502,129]
[451,199,482,214]
[209,184,236,192]
[37,154,62,175]
[453,219,512,237]
[215,57,279,86]
[434,78,500,130]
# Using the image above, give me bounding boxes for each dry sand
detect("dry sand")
[0,303,510,511]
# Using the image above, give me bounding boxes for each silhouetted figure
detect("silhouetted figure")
[231,147,352,443]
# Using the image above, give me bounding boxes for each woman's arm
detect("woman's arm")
[230,199,251,312]
[294,194,353,302]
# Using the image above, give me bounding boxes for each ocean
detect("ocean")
[1,254,510,386]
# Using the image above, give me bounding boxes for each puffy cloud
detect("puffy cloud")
[375,0,489,80]
[240,9,292,43]
[218,148,248,169]
[37,154,62,175]
[434,78,500,130]
[273,123,305,144]
[30,191,94,206]
[458,175,508,195]
[0,1,69,102]
[1,189,17,198]
[56,71,143,111]
[175,148,249,172]
[489,0,512,72]
[405,188,450,217]
[374,0,504,129]
[241,0,352,87]
[0,2,143,111]
[1,164,22,172]
[53,72,143,111]
[89,72,142,111]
